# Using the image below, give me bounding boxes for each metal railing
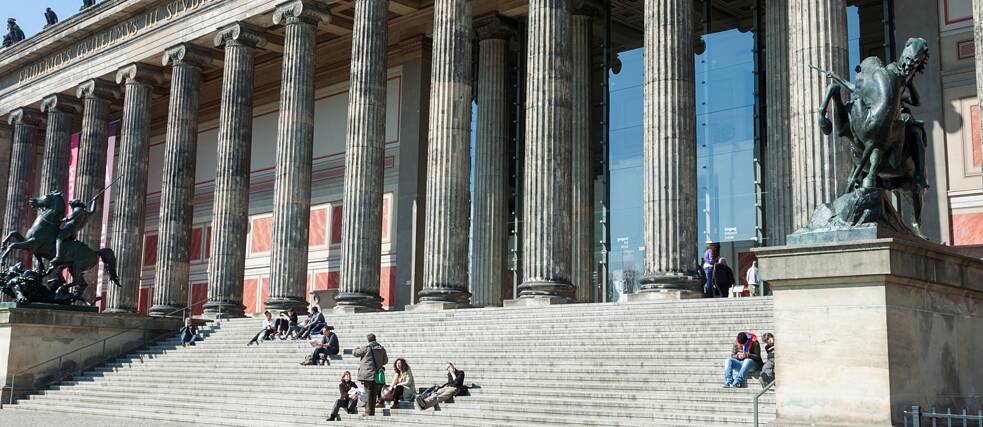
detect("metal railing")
[0,298,213,408]
[904,406,983,427]
[753,379,775,427]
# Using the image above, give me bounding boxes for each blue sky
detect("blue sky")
[5,1,85,40]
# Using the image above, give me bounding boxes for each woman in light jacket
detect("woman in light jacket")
[390,358,415,409]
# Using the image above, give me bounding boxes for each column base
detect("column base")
[516,279,576,301]
[202,301,246,319]
[503,296,571,307]
[635,272,703,299]
[264,297,308,314]
[417,286,471,307]
[102,307,138,314]
[406,301,471,312]
[334,291,383,313]
[148,304,186,317]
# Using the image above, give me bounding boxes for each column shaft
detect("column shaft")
[2,109,43,267]
[765,0,793,246]
[106,65,163,313]
[74,80,119,302]
[0,124,12,229]
[206,23,267,318]
[637,0,702,297]
[151,45,212,316]
[418,0,473,308]
[571,11,594,302]
[788,0,850,229]
[518,0,575,302]
[336,0,388,312]
[39,94,81,195]
[471,15,513,308]
[267,0,330,312]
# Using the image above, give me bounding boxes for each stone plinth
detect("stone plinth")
[754,238,983,426]
[0,306,183,402]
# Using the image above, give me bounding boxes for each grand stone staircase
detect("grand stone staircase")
[4,297,776,426]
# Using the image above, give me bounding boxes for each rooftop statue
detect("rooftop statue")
[81,0,97,11]
[2,18,26,48]
[0,191,120,305]
[44,8,59,28]
[793,37,930,241]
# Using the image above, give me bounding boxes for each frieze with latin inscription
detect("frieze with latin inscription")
[16,0,222,84]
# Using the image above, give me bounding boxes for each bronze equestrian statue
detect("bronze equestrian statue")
[0,191,120,305]
[814,37,930,237]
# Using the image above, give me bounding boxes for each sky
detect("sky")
[5,1,88,40]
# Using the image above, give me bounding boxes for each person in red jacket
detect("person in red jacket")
[723,331,762,388]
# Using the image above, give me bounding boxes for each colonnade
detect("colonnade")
[0,0,856,313]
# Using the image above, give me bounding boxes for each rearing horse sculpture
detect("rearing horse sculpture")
[816,38,930,236]
[1,191,120,297]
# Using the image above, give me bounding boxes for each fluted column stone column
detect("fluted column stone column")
[39,94,81,195]
[2,108,44,267]
[105,64,164,313]
[0,124,12,229]
[788,0,850,229]
[75,79,120,301]
[764,0,793,246]
[571,2,598,303]
[205,23,267,318]
[415,0,474,310]
[633,0,702,300]
[266,0,331,312]
[511,0,576,305]
[150,44,213,316]
[973,1,983,183]
[335,0,388,313]
[470,14,514,308]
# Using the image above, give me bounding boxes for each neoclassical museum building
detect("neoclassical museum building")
[0,0,980,316]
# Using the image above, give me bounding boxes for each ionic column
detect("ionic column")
[105,64,164,313]
[75,79,120,302]
[571,3,598,302]
[765,0,793,246]
[2,108,44,267]
[0,123,12,227]
[266,0,331,312]
[514,0,576,304]
[205,23,267,318]
[788,0,850,229]
[38,94,81,195]
[335,0,388,313]
[416,0,474,309]
[634,0,702,299]
[150,44,213,316]
[470,15,514,308]
[973,1,983,180]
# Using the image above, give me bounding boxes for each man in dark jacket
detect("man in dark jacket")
[353,334,388,416]
[298,306,326,339]
[302,325,339,365]
[416,362,467,410]
[723,332,761,388]
[712,258,735,298]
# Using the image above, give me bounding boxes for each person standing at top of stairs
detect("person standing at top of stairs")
[353,334,388,417]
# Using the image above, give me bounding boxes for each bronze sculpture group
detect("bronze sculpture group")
[0,191,120,305]
[800,37,931,239]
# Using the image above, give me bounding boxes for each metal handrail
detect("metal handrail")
[1,297,212,408]
[753,379,776,427]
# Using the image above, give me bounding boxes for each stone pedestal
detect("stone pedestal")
[0,306,183,402]
[754,238,983,426]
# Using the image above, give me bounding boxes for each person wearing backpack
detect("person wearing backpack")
[353,333,388,416]
[723,331,762,388]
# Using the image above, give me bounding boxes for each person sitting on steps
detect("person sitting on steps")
[416,362,467,410]
[326,371,359,421]
[723,331,762,388]
[302,325,339,366]
[388,358,416,409]
[298,306,326,339]
[759,332,776,387]
[178,317,199,347]
[247,310,275,346]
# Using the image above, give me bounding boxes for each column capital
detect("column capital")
[273,0,332,26]
[76,78,121,101]
[7,107,45,128]
[214,21,269,49]
[474,14,517,41]
[162,43,214,68]
[116,63,166,86]
[572,0,603,17]
[40,93,82,114]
